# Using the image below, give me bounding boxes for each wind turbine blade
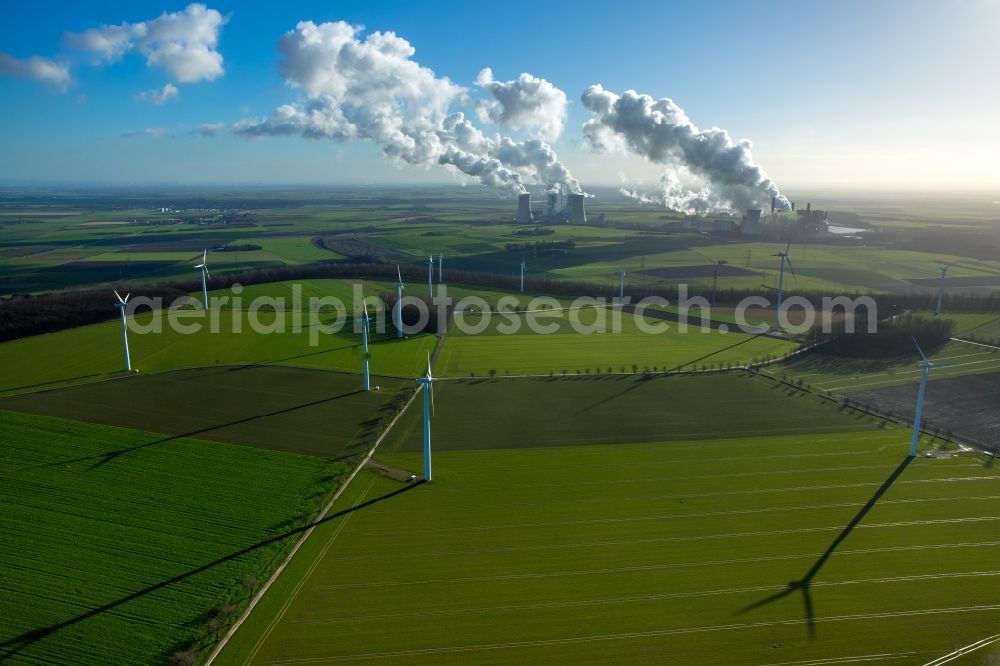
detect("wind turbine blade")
[397,264,402,284]
[426,352,432,379]
[205,269,211,280]
[785,239,792,253]
[203,249,207,263]
[114,290,123,303]
[912,336,929,363]
[195,263,205,269]
[123,293,130,303]
[785,256,798,281]
[693,249,715,264]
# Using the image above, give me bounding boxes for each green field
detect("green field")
[0,366,409,460]
[772,339,1000,394]
[0,307,435,394]
[0,409,347,665]
[217,374,1000,664]
[438,308,797,377]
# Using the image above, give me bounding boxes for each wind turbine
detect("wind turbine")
[619,271,626,300]
[772,241,796,330]
[427,255,434,301]
[113,290,132,372]
[695,250,723,306]
[520,259,526,293]
[438,253,443,283]
[910,338,943,457]
[194,249,210,310]
[395,265,404,339]
[934,264,952,315]
[361,303,372,391]
[414,353,436,481]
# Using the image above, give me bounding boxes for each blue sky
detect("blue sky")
[1,0,997,192]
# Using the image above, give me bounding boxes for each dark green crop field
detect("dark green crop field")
[0,410,348,665]
[1,366,410,460]
[382,372,884,453]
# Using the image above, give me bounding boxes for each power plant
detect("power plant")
[513,186,587,224]
[516,193,533,223]
[741,200,829,238]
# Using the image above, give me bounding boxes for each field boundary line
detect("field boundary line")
[244,477,378,665]
[204,372,425,665]
[253,604,1000,662]
[951,337,1000,351]
[922,632,1000,665]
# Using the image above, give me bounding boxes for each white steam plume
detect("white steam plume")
[582,85,788,211]
[475,68,567,141]
[233,21,580,194]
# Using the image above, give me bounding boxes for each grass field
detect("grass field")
[771,339,1000,394]
[0,366,409,460]
[0,307,435,394]
[0,409,348,665]
[437,308,797,377]
[217,374,1000,664]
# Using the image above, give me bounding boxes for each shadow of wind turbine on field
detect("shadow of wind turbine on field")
[735,455,914,639]
[26,389,365,471]
[0,480,422,662]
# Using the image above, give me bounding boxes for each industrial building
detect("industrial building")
[513,186,588,224]
[741,200,830,238]
[516,193,533,223]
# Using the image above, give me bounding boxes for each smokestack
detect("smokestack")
[516,193,533,223]
[568,193,586,224]
[806,202,811,213]
[771,196,776,213]
[791,202,796,211]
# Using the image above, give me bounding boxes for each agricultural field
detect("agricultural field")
[0,409,348,664]
[0,366,409,460]
[0,303,435,394]
[845,372,1000,451]
[437,307,797,377]
[770,339,1000,394]
[217,373,1000,664]
[4,186,999,299]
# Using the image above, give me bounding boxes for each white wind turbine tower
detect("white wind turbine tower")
[361,303,372,391]
[195,250,210,310]
[395,265,405,339]
[520,259,526,293]
[694,250,723,307]
[427,255,434,300]
[934,264,953,315]
[772,241,796,330]
[414,353,436,481]
[113,290,132,372]
[619,271,626,300]
[909,338,946,457]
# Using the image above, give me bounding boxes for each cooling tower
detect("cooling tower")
[568,193,586,224]
[516,193,533,223]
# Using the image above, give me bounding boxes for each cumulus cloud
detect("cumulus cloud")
[195,121,225,136]
[474,68,568,141]
[233,21,580,194]
[137,82,179,105]
[64,3,226,83]
[582,85,788,212]
[0,51,71,91]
